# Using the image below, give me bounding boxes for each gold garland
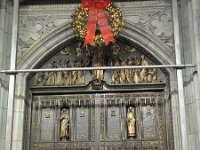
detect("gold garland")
[72,4,124,47]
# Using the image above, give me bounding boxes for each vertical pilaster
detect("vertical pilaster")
[172,0,188,150]
[5,1,19,150]
[191,0,200,148]
[0,0,11,149]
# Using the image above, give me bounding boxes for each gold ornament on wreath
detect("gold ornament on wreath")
[72,3,124,47]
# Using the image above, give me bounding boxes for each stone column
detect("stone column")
[172,0,188,150]
[5,0,19,150]
[0,0,13,149]
[178,0,200,149]
[191,0,200,149]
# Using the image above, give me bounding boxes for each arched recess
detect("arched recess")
[15,20,176,150]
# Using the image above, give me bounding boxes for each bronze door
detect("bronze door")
[30,92,169,150]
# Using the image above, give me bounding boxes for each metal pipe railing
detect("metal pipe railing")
[0,64,196,74]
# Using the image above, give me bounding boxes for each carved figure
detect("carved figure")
[35,73,46,86]
[60,109,69,139]
[60,47,71,55]
[75,63,85,85]
[133,69,140,83]
[63,60,70,86]
[111,43,120,55]
[111,60,120,84]
[140,55,148,82]
[46,62,55,86]
[92,49,104,81]
[120,60,126,83]
[152,68,157,82]
[126,58,133,83]
[71,61,78,85]
[127,107,136,137]
[55,61,64,86]
[76,43,82,56]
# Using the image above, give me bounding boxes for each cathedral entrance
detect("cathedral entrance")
[25,41,174,149]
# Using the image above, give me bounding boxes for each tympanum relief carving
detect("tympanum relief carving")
[33,42,164,88]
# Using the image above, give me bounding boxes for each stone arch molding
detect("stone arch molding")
[17,20,175,77]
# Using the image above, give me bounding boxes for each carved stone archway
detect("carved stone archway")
[15,20,176,150]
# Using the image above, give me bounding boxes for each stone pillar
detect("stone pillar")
[4,0,19,150]
[190,0,200,149]
[179,0,200,149]
[0,0,13,149]
[172,0,188,150]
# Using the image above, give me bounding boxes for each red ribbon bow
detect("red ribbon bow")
[82,0,115,46]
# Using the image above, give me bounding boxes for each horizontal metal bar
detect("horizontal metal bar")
[0,64,196,74]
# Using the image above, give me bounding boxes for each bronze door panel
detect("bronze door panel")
[29,92,170,150]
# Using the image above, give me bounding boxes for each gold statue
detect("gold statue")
[71,61,78,85]
[152,68,157,82]
[119,60,126,84]
[111,60,120,84]
[126,58,133,83]
[140,55,148,82]
[63,60,70,86]
[127,107,136,137]
[46,62,55,86]
[60,109,69,139]
[92,48,104,81]
[148,68,159,82]
[76,43,82,56]
[55,61,64,86]
[133,69,140,83]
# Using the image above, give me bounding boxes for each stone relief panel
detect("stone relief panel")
[123,6,173,49]
[18,2,173,59]
[18,4,77,58]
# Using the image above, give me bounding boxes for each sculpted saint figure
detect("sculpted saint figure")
[35,73,46,86]
[71,61,78,85]
[55,61,64,86]
[120,60,126,83]
[140,55,148,82]
[127,107,136,137]
[63,60,70,86]
[92,48,104,81]
[111,60,120,84]
[46,62,55,86]
[60,109,69,139]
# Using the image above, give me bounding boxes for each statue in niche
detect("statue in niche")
[35,72,46,86]
[127,107,136,138]
[140,55,148,82]
[46,62,55,86]
[63,60,70,86]
[60,108,69,139]
[55,60,64,86]
[60,47,71,55]
[92,48,104,81]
